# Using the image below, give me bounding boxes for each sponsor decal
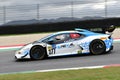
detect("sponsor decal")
[77,49,82,54]
[48,43,75,55]
[56,43,75,49]
[79,42,89,50]
[48,46,52,51]
[104,39,113,49]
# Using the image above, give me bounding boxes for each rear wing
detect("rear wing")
[85,25,116,34]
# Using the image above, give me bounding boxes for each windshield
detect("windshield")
[36,33,55,42]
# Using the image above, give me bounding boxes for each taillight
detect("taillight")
[108,36,111,39]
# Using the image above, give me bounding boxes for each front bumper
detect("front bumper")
[110,45,113,51]
[15,51,30,60]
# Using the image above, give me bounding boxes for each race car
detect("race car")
[15,27,115,60]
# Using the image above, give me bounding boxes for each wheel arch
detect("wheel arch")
[30,45,48,59]
[89,39,106,54]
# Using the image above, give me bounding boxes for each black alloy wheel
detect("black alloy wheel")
[90,39,106,55]
[30,46,47,60]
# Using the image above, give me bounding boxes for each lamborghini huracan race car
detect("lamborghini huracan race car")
[15,27,115,60]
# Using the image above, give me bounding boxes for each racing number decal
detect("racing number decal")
[48,45,56,55]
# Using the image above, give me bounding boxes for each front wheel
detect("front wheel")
[89,39,106,55]
[30,46,47,60]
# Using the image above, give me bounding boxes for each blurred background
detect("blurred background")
[0,0,120,26]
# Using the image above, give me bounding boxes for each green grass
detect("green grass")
[0,67,120,80]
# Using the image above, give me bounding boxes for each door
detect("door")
[46,33,83,56]
[46,33,75,55]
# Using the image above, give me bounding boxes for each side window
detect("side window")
[53,34,70,44]
[70,33,81,39]
[46,33,70,44]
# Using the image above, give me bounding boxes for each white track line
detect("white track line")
[35,64,120,73]
[36,65,105,73]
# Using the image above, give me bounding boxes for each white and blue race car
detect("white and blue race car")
[15,28,114,60]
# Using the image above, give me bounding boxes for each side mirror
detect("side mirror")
[48,39,54,44]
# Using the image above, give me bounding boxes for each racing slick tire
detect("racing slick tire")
[89,39,106,55]
[30,46,47,60]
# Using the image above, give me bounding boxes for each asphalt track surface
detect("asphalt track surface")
[0,43,120,74]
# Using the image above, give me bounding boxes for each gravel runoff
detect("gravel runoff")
[0,28,119,46]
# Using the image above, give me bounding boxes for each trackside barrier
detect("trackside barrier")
[0,18,120,35]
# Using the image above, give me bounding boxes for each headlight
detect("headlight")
[16,51,22,54]
[17,43,32,55]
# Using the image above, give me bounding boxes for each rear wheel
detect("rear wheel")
[89,39,106,55]
[30,46,47,60]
